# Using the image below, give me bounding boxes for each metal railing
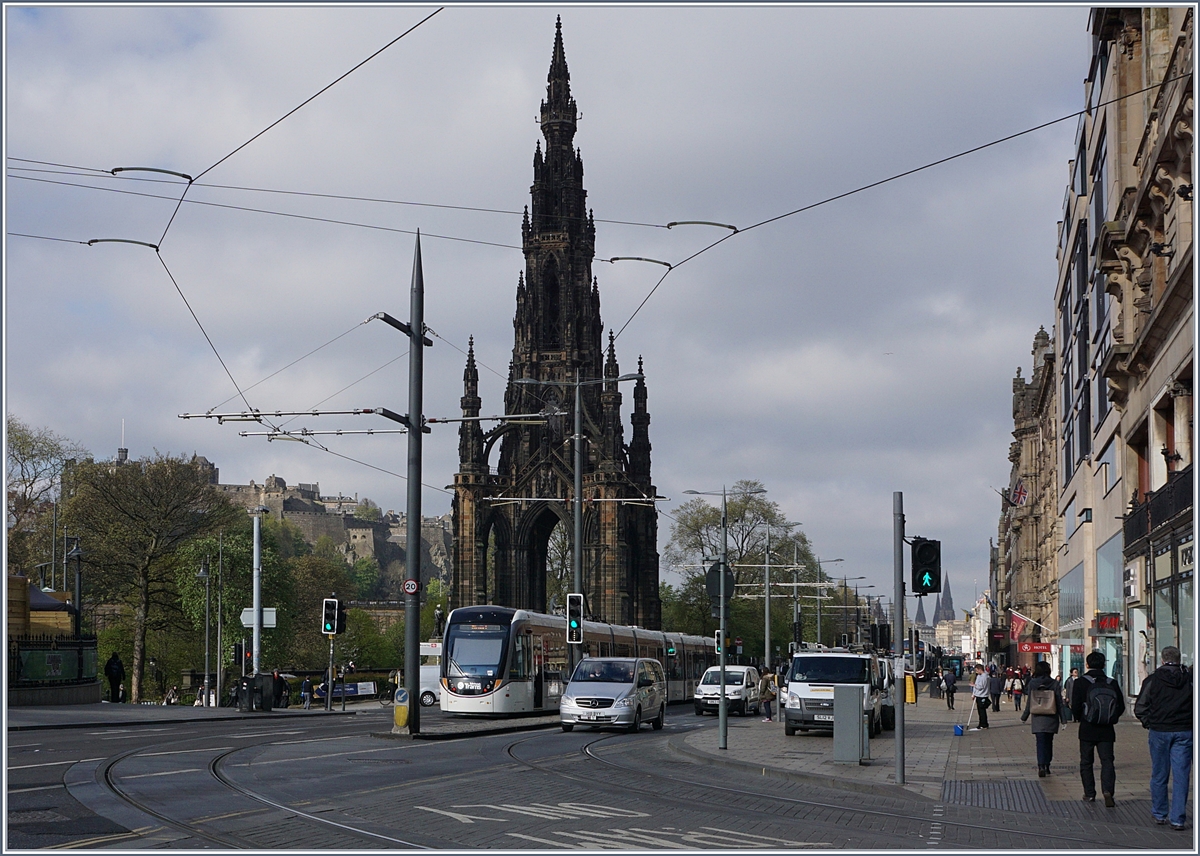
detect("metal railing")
[8,635,98,686]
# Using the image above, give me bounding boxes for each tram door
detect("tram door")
[533,633,544,708]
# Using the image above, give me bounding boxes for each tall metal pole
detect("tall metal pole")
[893,491,906,785]
[216,532,223,707]
[203,560,211,707]
[816,557,823,647]
[404,233,426,735]
[251,511,263,675]
[764,525,771,670]
[572,368,583,674]
[70,539,82,638]
[51,501,57,590]
[719,487,729,751]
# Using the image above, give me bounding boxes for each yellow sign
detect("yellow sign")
[393,688,410,729]
[905,675,917,704]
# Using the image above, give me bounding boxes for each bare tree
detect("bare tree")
[5,415,87,573]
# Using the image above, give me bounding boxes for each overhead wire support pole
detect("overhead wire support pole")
[893,491,906,785]
[403,233,429,735]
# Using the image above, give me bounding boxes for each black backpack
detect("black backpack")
[1083,675,1121,725]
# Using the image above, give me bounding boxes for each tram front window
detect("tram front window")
[444,623,509,693]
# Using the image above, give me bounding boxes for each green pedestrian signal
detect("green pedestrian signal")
[911,538,942,595]
[566,593,584,644]
[322,597,340,634]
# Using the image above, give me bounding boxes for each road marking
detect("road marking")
[269,734,361,745]
[230,744,411,766]
[194,807,270,824]
[506,833,590,849]
[140,747,233,756]
[88,728,171,735]
[8,743,43,748]
[415,806,509,824]
[456,803,650,821]
[9,757,104,770]
[117,768,202,780]
[8,784,66,793]
[230,730,303,739]
[49,831,143,850]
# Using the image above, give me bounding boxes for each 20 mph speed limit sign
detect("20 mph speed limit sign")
[402,579,419,595]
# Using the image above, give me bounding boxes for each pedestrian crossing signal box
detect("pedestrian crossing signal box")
[566,593,583,644]
[910,537,942,595]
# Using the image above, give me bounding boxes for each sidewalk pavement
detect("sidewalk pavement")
[6,700,367,731]
[675,693,1193,826]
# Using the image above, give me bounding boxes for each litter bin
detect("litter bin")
[255,673,273,712]
[237,675,254,712]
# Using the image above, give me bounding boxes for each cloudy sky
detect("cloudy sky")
[5,4,1093,616]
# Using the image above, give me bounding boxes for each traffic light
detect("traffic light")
[566,593,583,644]
[233,640,244,665]
[322,598,340,634]
[705,562,734,621]
[911,537,942,595]
[714,629,722,655]
[336,602,348,634]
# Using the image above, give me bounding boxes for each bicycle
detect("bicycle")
[378,681,396,706]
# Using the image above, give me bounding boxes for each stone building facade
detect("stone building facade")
[997,328,1061,668]
[450,20,661,627]
[1054,8,1193,692]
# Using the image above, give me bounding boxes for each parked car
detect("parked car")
[420,664,441,707]
[693,665,761,716]
[560,657,666,733]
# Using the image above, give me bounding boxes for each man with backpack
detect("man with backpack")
[1134,646,1192,830]
[1071,650,1125,807]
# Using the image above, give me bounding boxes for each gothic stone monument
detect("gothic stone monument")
[450,20,661,628]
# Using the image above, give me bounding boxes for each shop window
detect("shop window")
[1096,533,1124,614]
[1178,580,1193,668]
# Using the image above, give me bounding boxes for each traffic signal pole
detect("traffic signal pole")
[719,488,728,751]
[893,491,905,785]
[326,634,334,712]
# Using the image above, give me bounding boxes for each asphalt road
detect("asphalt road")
[7,706,1180,850]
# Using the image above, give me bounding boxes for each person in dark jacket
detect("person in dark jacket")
[104,652,125,703]
[1020,661,1061,776]
[1071,650,1125,807]
[272,669,287,707]
[988,667,1004,712]
[1134,646,1192,830]
[943,669,957,710]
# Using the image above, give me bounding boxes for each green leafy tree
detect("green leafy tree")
[664,480,820,665]
[354,497,382,522]
[283,553,353,667]
[545,524,571,612]
[5,415,87,575]
[350,557,380,599]
[339,608,399,669]
[63,453,239,701]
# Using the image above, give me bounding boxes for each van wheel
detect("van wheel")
[627,707,641,733]
[419,691,437,707]
[784,723,796,736]
[694,707,703,716]
[652,705,664,730]
[562,723,574,732]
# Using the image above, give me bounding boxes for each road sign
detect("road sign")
[240,608,277,628]
[735,637,742,646]
[402,579,419,595]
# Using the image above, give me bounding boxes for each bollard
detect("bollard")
[392,687,410,731]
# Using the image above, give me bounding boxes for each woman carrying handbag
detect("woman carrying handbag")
[1021,661,1062,776]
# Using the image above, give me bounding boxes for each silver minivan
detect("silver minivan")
[560,657,666,733]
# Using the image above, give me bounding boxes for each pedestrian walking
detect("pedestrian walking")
[272,669,287,708]
[970,663,990,730]
[988,666,1004,713]
[943,669,957,710]
[930,669,942,699]
[1071,650,1125,807]
[1134,646,1192,830]
[1012,671,1025,712]
[1021,661,1061,777]
[1062,667,1078,723]
[1005,670,1015,702]
[300,676,313,710]
[104,652,125,703]
[759,671,777,722]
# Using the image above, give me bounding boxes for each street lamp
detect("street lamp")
[248,506,270,675]
[513,370,643,659]
[66,540,83,638]
[801,558,846,646]
[684,485,766,750]
[196,556,211,707]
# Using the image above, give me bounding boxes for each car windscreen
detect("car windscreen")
[444,623,508,677]
[700,671,744,686]
[789,657,868,684]
[570,661,635,683]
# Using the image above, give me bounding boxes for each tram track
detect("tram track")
[81,719,431,849]
[502,727,1155,850]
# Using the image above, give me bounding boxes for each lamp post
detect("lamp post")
[802,558,845,646]
[66,539,83,638]
[514,369,642,671]
[196,556,211,707]
[853,584,875,645]
[684,485,766,750]
[248,506,269,675]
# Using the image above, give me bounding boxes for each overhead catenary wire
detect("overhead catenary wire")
[613,72,1191,340]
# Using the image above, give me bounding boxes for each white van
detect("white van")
[783,650,884,737]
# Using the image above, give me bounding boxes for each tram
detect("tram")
[440,605,717,715]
